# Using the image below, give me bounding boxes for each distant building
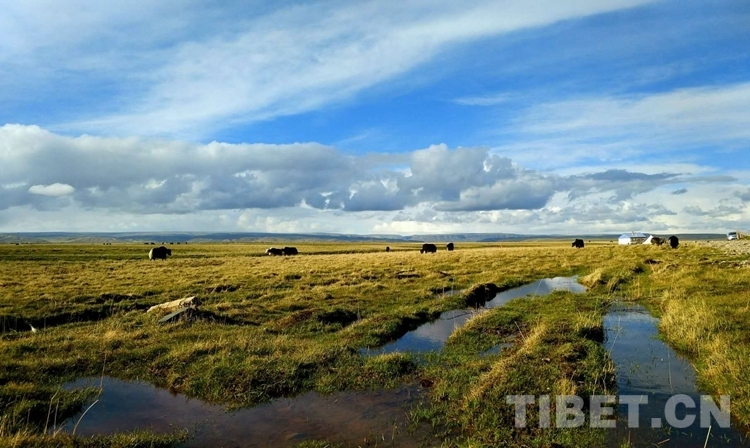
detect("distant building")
[618,232,649,245]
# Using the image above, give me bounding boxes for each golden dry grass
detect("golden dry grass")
[1,240,749,445]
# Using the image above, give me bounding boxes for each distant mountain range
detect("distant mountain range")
[0,231,730,244]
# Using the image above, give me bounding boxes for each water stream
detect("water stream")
[57,277,586,446]
[59,377,426,447]
[604,302,748,446]
[367,276,586,355]
[56,281,748,447]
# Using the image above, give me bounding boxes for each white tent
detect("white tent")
[618,232,649,245]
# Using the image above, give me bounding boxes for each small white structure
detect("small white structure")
[618,232,649,245]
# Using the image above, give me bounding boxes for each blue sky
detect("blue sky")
[0,0,748,234]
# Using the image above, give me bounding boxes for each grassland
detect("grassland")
[1,240,749,447]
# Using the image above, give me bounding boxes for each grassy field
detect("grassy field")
[1,240,749,447]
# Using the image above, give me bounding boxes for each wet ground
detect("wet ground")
[367,276,586,355]
[604,303,748,447]
[57,280,749,447]
[58,277,585,446]
[60,377,427,447]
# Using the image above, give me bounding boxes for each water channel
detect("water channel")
[57,279,749,446]
[603,302,747,446]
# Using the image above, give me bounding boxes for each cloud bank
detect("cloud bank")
[0,124,746,233]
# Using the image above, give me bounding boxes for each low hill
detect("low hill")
[0,231,728,244]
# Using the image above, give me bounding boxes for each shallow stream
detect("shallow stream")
[58,277,585,446]
[367,276,585,354]
[604,303,747,446]
[57,280,750,446]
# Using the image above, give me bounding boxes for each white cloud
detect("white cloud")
[454,93,514,106]
[1,124,747,233]
[28,183,75,196]
[494,82,750,170]
[0,0,655,137]
[519,82,750,141]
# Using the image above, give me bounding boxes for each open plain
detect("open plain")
[1,240,750,447]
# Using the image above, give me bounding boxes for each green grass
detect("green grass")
[1,241,749,446]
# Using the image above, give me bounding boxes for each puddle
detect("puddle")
[367,277,585,355]
[604,303,748,446]
[484,277,586,309]
[366,309,479,354]
[59,377,427,447]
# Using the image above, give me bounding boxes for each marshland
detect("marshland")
[1,240,750,447]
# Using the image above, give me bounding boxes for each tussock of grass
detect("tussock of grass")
[572,311,605,342]
[295,441,343,448]
[443,308,492,343]
[464,322,548,404]
[580,268,607,289]
[443,307,523,354]
[416,290,615,447]
[659,299,727,354]
[0,425,185,448]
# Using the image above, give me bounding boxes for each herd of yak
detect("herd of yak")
[572,236,679,249]
[265,242,453,255]
[148,237,680,261]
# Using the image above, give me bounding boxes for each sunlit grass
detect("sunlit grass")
[1,240,749,445]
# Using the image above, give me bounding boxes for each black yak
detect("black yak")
[572,239,584,248]
[446,242,454,251]
[668,235,679,249]
[420,243,437,254]
[651,236,665,246]
[149,246,172,261]
[265,247,284,256]
[282,246,299,255]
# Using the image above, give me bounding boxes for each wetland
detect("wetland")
[2,240,750,447]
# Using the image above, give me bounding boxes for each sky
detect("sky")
[0,0,748,235]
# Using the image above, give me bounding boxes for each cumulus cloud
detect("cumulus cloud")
[1,126,570,215]
[28,183,75,196]
[683,204,744,218]
[565,169,686,200]
[0,124,746,233]
[682,205,706,216]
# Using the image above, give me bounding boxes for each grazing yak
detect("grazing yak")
[282,246,299,256]
[266,247,284,256]
[446,242,454,251]
[651,236,666,246]
[572,239,584,248]
[149,246,172,261]
[420,243,437,254]
[385,246,390,252]
[668,235,679,249]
